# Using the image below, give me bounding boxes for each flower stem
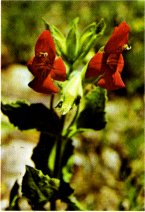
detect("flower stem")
[50,94,54,109]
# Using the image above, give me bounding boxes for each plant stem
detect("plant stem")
[50,115,65,210]
[50,201,56,211]
[63,105,79,138]
[50,94,54,109]
[53,137,63,178]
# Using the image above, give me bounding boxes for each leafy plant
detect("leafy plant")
[2,18,131,210]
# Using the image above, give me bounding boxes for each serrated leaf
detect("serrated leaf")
[22,166,60,207]
[31,132,56,176]
[1,101,61,133]
[77,86,107,130]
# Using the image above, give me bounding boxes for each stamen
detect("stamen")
[39,52,48,57]
[123,44,131,50]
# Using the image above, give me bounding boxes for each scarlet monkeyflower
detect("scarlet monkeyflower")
[85,21,130,90]
[27,30,66,94]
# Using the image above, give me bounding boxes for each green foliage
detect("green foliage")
[31,133,56,176]
[65,196,84,211]
[57,71,83,115]
[78,18,106,60]
[62,156,74,183]
[22,166,83,210]
[66,17,79,63]
[1,101,61,134]
[22,166,60,209]
[45,17,105,65]
[7,181,20,210]
[77,85,107,130]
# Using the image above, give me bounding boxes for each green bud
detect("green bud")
[66,17,79,63]
[43,18,66,57]
[58,71,83,115]
[78,18,106,59]
[79,34,98,59]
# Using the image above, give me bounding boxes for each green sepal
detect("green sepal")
[77,85,107,130]
[43,19,67,58]
[57,71,83,115]
[1,101,61,134]
[66,17,79,63]
[78,18,106,59]
[22,166,60,207]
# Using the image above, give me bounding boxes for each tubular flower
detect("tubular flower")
[85,21,130,90]
[27,30,66,94]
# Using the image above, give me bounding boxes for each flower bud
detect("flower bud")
[43,19,66,58]
[66,18,79,63]
[78,19,106,59]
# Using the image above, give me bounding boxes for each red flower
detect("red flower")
[27,30,66,94]
[85,21,130,90]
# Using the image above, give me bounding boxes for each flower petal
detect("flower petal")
[51,57,66,81]
[35,30,56,63]
[116,54,124,73]
[104,21,130,54]
[98,70,125,90]
[106,53,124,73]
[28,74,58,94]
[41,74,59,93]
[27,57,38,76]
[85,52,104,78]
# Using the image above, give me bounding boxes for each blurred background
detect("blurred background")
[1,0,144,210]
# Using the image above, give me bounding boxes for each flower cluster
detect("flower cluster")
[27,21,130,94]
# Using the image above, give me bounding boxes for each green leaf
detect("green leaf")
[31,132,56,176]
[22,166,60,207]
[43,19,66,57]
[1,101,61,133]
[66,17,79,63]
[77,86,107,130]
[59,181,74,198]
[7,181,20,210]
[65,196,84,211]
[62,155,74,183]
[60,138,74,183]
[78,19,106,59]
